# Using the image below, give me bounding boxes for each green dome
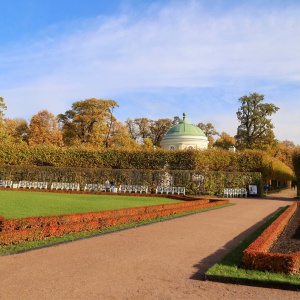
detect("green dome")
[165,113,206,137]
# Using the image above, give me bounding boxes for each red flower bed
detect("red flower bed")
[242,202,300,274]
[0,198,229,246]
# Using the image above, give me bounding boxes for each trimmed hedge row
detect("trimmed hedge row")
[0,165,262,196]
[0,198,229,246]
[0,146,294,196]
[0,146,295,180]
[242,202,300,274]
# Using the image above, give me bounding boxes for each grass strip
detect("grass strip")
[0,203,233,255]
[205,206,300,290]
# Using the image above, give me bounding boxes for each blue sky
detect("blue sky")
[1,0,300,144]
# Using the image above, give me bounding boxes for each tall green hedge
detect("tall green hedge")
[0,165,261,196]
[0,145,294,177]
[0,145,295,196]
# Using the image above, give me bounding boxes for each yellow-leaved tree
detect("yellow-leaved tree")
[107,121,140,149]
[214,132,236,150]
[28,110,63,147]
[58,98,119,148]
[3,118,29,144]
[0,97,7,140]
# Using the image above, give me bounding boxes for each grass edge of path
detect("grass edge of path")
[205,206,300,291]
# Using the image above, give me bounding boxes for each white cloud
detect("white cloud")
[1,1,300,143]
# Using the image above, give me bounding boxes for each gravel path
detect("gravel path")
[0,190,299,299]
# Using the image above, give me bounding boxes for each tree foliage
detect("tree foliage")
[235,93,279,150]
[58,98,119,147]
[125,117,173,147]
[149,118,173,146]
[214,132,236,150]
[268,140,299,170]
[132,118,151,140]
[172,116,182,126]
[0,97,7,120]
[105,121,139,149]
[125,118,139,141]
[28,110,63,147]
[0,97,7,140]
[141,138,153,149]
[197,122,219,147]
[3,118,29,144]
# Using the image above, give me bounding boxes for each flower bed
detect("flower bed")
[242,202,300,274]
[0,198,229,246]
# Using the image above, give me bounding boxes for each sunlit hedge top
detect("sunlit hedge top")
[0,145,295,181]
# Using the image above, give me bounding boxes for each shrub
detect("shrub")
[242,202,300,274]
[0,198,229,246]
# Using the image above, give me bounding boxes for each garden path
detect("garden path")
[0,189,299,299]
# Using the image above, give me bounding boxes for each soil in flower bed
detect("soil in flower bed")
[270,204,300,254]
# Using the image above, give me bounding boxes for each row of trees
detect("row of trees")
[0,96,219,149]
[0,94,298,170]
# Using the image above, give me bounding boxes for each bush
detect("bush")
[242,202,300,274]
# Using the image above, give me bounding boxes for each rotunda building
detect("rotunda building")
[160,113,208,150]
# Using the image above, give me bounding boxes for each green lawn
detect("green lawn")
[0,190,183,219]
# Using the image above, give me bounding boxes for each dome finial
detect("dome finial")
[183,112,186,121]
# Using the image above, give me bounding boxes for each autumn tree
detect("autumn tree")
[149,118,173,146]
[4,118,29,144]
[58,98,119,147]
[105,121,139,149]
[172,116,182,126]
[214,132,236,150]
[125,117,173,147]
[141,138,153,149]
[0,97,7,140]
[104,101,119,148]
[28,110,63,146]
[125,118,139,141]
[197,122,219,147]
[134,118,152,139]
[125,118,151,144]
[235,93,279,150]
[268,140,299,170]
[0,97,6,119]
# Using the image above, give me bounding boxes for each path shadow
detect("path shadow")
[190,208,284,281]
[265,189,298,202]
[244,191,298,202]
[265,196,298,202]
